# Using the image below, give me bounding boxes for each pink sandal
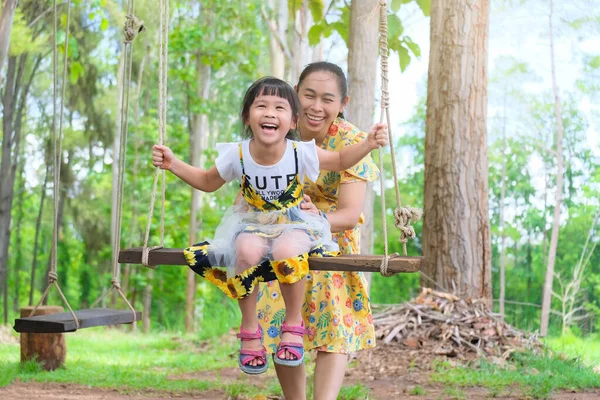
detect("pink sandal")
[274,321,306,367]
[237,326,268,374]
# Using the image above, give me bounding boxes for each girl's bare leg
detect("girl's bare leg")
[236,233,268,367]
[272,230,311,360]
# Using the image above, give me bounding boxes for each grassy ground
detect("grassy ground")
[1,326,599,399]
[0,327,368,399]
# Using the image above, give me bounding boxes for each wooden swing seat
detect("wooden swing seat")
[118,247,423,274]
[14,308,142,333]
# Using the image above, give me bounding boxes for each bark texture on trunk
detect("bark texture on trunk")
[0,0,18,87]
[422,0,492,300]
[20,306,67,371]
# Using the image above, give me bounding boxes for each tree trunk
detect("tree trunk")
[291,0,312,83]
[20,305,67,371]
[185,42,212,333]
[142,269,154,333]
[0,0,18,88]
[540,0,564,337]
[30,163,49,305]
[347,0,378,288]
[422,0,492,300]
[266,0,288,79]
[110,46,126,298]
[122,40,149,301]
[1,53,26,322]
[12,139,25,313]
[499,99,507,317]
[43,163,68,305]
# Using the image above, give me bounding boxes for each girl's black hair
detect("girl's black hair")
[240,77,300,140]
[296,61,348,119]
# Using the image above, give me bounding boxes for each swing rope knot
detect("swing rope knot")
[48,271,58,283]
[123,14,145,43]
[111,278,122,290]
[394,206,422,242]
[141,246,162,269]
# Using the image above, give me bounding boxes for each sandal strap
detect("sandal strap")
[281,322,306,337]
[236,326,262,341]
[240,348,267,366]
[276,342,303,360]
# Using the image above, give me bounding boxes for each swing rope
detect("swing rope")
[141,0,168,268]
[374,1,422,276]
[90,0,144,315]
[28,0,79,327]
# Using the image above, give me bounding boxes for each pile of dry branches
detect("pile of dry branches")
[373,288,541,360]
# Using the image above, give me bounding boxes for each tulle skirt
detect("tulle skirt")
[184,200,340,299]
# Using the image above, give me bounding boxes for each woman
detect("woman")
[255,62,378,399]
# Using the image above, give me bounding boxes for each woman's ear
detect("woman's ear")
[339,95,350,115]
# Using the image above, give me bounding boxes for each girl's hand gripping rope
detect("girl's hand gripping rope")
[152,145,175,171]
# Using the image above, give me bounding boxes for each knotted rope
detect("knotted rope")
[141,0,169,268]
[28,0,79,328]
[123,14,145,43]
[89,1,142,320]
[372,1,422,276]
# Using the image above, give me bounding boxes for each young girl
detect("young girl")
[152,77,387,375]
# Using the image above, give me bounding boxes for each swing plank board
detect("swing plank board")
[14,308,142,333]
[119,247,422,273]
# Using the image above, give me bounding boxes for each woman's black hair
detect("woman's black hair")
[296,61,348,119]
[240,77,300,140]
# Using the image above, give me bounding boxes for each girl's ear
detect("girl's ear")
[291,114,298,130]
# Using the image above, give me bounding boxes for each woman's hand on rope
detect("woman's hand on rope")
[152,145,175,171]
[366,122,389,150]
[300,194,320,216]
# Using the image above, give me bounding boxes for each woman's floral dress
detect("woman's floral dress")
[256,118,378,353]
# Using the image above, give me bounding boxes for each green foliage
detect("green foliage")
[308,0,427,72]
[8,9,46,56]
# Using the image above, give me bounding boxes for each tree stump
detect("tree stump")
[20,306,66,370]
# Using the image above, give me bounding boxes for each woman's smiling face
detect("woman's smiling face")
[296,70,348,141]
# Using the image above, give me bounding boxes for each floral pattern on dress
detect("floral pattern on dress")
[256,118,379,354]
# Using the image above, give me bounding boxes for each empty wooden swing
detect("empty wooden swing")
[119,1,424,277]
[14,2,145,333]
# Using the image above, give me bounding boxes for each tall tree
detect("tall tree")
[347,0,378,279]
[0,0,18,87]
[540,0,565,336]
[422,0,492,299]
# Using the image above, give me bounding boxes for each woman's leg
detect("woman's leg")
[272,230,312,360]
[236,233,268,367]
[312,351,348,400]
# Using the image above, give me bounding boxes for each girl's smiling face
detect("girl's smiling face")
[245,94,296,147]
[296,70,348,141]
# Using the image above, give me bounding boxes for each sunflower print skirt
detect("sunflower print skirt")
[183,203,339,300]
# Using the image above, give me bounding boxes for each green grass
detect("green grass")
[545,332,600,367]
[0,327,371,398]
[0,328,244,395]
[430,351,600,399]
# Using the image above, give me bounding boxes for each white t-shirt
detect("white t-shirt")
[215,139,319,201]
